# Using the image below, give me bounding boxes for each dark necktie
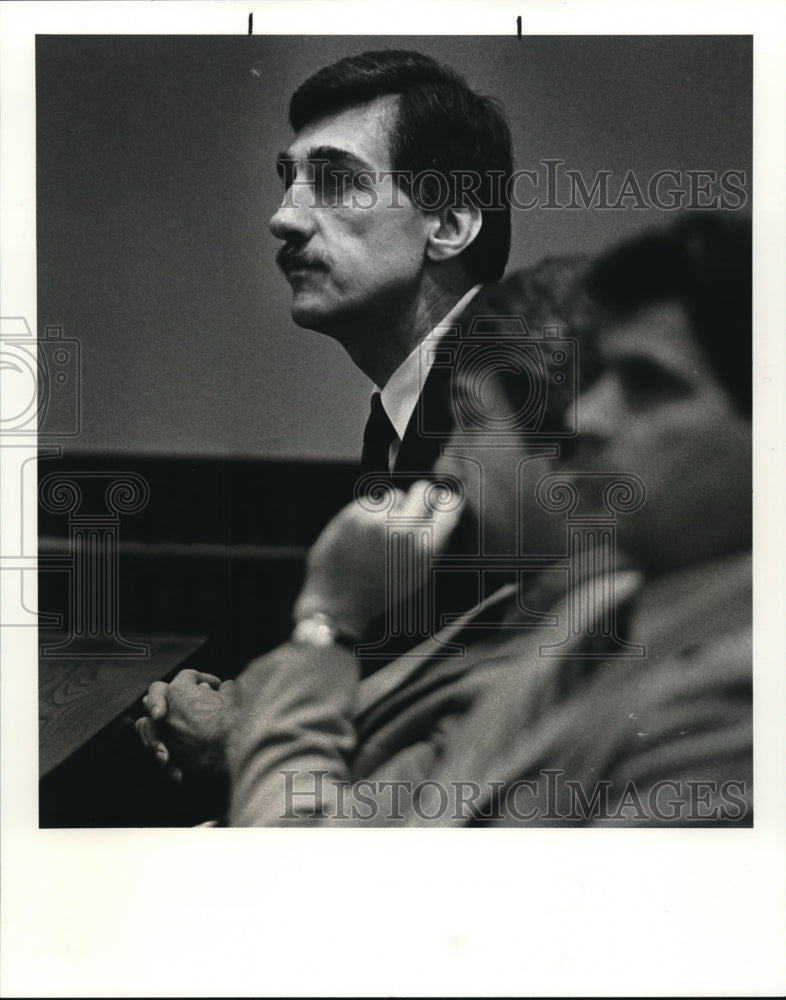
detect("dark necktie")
[360,391,397,474]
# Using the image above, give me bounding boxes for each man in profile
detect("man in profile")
[272,49,514,477]
[135,48,515,778]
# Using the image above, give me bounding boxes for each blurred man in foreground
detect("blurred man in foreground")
[227,214,752,826]
[410,212,753,824]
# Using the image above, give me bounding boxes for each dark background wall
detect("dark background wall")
[37,35,752,461]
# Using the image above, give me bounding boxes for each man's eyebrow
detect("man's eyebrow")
[276,145,373,178]
[308,145,373,170]
[604,350,694,388]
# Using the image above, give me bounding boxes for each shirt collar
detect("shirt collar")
[379,284,483,442]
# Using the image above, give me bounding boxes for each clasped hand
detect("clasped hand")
[135,669,237,781]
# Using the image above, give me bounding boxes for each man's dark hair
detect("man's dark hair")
[584,213,752,414]
[289,49,513,283]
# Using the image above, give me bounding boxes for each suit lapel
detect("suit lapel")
[356,583,518,718]
[394,361,453,477]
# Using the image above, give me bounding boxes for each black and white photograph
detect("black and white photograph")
[1,1,784,996]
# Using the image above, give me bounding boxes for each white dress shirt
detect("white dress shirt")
[377,284,483,470]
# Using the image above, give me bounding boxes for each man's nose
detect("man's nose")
[573,373,621,443]
[269,182,315,242]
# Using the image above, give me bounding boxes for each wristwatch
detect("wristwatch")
[291,612,353,648]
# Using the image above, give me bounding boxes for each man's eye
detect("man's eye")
[618,360,691,407]
[276,162,296,191]
[319,168,351,191]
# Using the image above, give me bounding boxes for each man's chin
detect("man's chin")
[289,299,334,334]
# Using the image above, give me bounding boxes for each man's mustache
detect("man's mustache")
[276,244,328,275]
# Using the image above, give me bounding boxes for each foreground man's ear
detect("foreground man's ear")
[425,203,483,264]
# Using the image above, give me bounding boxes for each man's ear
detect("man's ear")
[425,204,482,264]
